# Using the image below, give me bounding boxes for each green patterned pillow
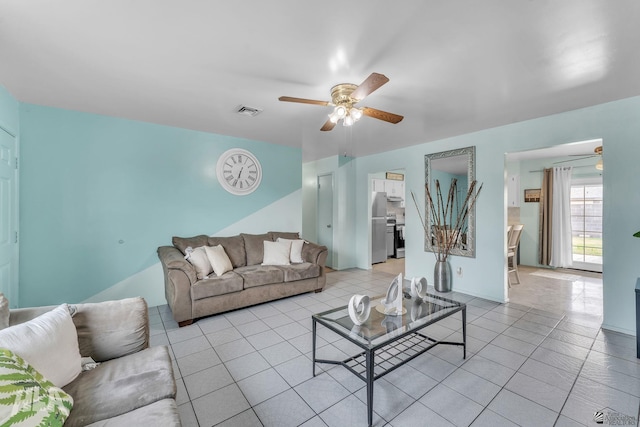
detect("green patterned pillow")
[0,348,73,426]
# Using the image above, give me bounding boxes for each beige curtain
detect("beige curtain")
[539,168,553,265]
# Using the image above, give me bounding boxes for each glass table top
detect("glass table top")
[313,293,464,349]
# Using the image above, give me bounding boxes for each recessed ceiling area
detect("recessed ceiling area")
[1,1,639,161]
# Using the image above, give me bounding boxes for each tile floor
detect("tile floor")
[149,268,639,427]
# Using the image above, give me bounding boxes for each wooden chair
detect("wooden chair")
[508,224,524,286]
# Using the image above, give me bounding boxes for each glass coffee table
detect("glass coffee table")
[312,292,466,427]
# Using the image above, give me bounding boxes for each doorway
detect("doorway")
[370,171,406,276]
[570,179,603,272]
[317,173,334,268]
[505,139,603,316]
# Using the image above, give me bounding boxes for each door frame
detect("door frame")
[570,177,603,273]
[317,173,334,268]
[0,124,19,307]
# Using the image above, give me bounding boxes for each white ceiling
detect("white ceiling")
[1,1,639,161]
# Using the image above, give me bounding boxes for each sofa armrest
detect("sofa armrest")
[157,246,194,324]
[71,297,149,362]
[302,241,328,266]
[157,246,197,284]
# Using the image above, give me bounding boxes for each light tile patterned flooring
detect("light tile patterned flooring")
[149,268,639,427]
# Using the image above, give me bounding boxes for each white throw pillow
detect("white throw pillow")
[262,240,292,266]
[186,246,213,279]
[204,245,234,277]
[0,304,82,388]
[0,293,9,330]
[277,238,305,263]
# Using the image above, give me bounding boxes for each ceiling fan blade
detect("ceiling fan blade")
[361,107,404,124]
[320,119,336,131]
[278,96,330,106]
[350,73,390,101]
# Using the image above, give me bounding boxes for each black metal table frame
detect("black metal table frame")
[312,298,466,427]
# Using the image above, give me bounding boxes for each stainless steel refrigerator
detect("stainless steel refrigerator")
[371,191,387,264]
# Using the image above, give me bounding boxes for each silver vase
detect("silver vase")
[434,260,452,292]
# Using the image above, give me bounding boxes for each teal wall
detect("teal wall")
[354,96,640,335]
[18,104,302,307]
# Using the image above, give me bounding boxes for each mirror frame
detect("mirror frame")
[424,146,476,258]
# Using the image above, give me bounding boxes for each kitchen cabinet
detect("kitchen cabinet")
[384,180,405,199]
[372,178,386,193]
[507,175,520,207]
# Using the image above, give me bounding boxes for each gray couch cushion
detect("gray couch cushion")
[208,235,246,268]
[235,265,285,289]
[269,231,300,241]
[71,297,149,362]
[241,233,271,265]
[279,263,321,282]
[191,272,244,300]
[63,346,175,427]
[85,398,180,426]
[172,235,209,255]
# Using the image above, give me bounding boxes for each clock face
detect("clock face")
[216,149,262,195]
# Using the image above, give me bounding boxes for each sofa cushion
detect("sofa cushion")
[71,297,149,363]
[186,246,213,280]
[191,272,244,300]
[277,238,305,263]
[208,235,246,268]
[270,231,300,241]
[235,265,285,289]
[0,304,81,388]
[172,235,209,255]
[0,348,74,426]
[204,245,233,276]
[63,346,175,427]
[241,233,272,266]
[262,240,291,266]
[279,263,321,282]
[84,398,180,426]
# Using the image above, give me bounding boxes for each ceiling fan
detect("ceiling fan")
[554,145,603,164]
[278,72,403,131]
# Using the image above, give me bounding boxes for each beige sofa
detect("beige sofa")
[158,232,328,326]
[6,297,180,426]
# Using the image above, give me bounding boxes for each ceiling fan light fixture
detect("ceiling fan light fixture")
[329,112,340,123]
[334,105,347,119]
[343,115,354,127]
[350,107,363,121]
[595,158,603,170]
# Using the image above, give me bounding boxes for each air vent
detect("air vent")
[235,105,263,117]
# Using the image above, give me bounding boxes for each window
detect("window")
[570,183,602,271]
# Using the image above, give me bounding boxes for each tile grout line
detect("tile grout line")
[464,307,567,427]
[551,329,600,427]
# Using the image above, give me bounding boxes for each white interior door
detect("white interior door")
[0,126,18,307]
[317,174,334,268]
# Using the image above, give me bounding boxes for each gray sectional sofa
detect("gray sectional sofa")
[157,231,328,326]
[7,297,180,426]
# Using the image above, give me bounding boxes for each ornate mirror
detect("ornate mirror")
[424,146,476,258]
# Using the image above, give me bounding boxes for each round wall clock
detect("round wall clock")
[216,148,262,195]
